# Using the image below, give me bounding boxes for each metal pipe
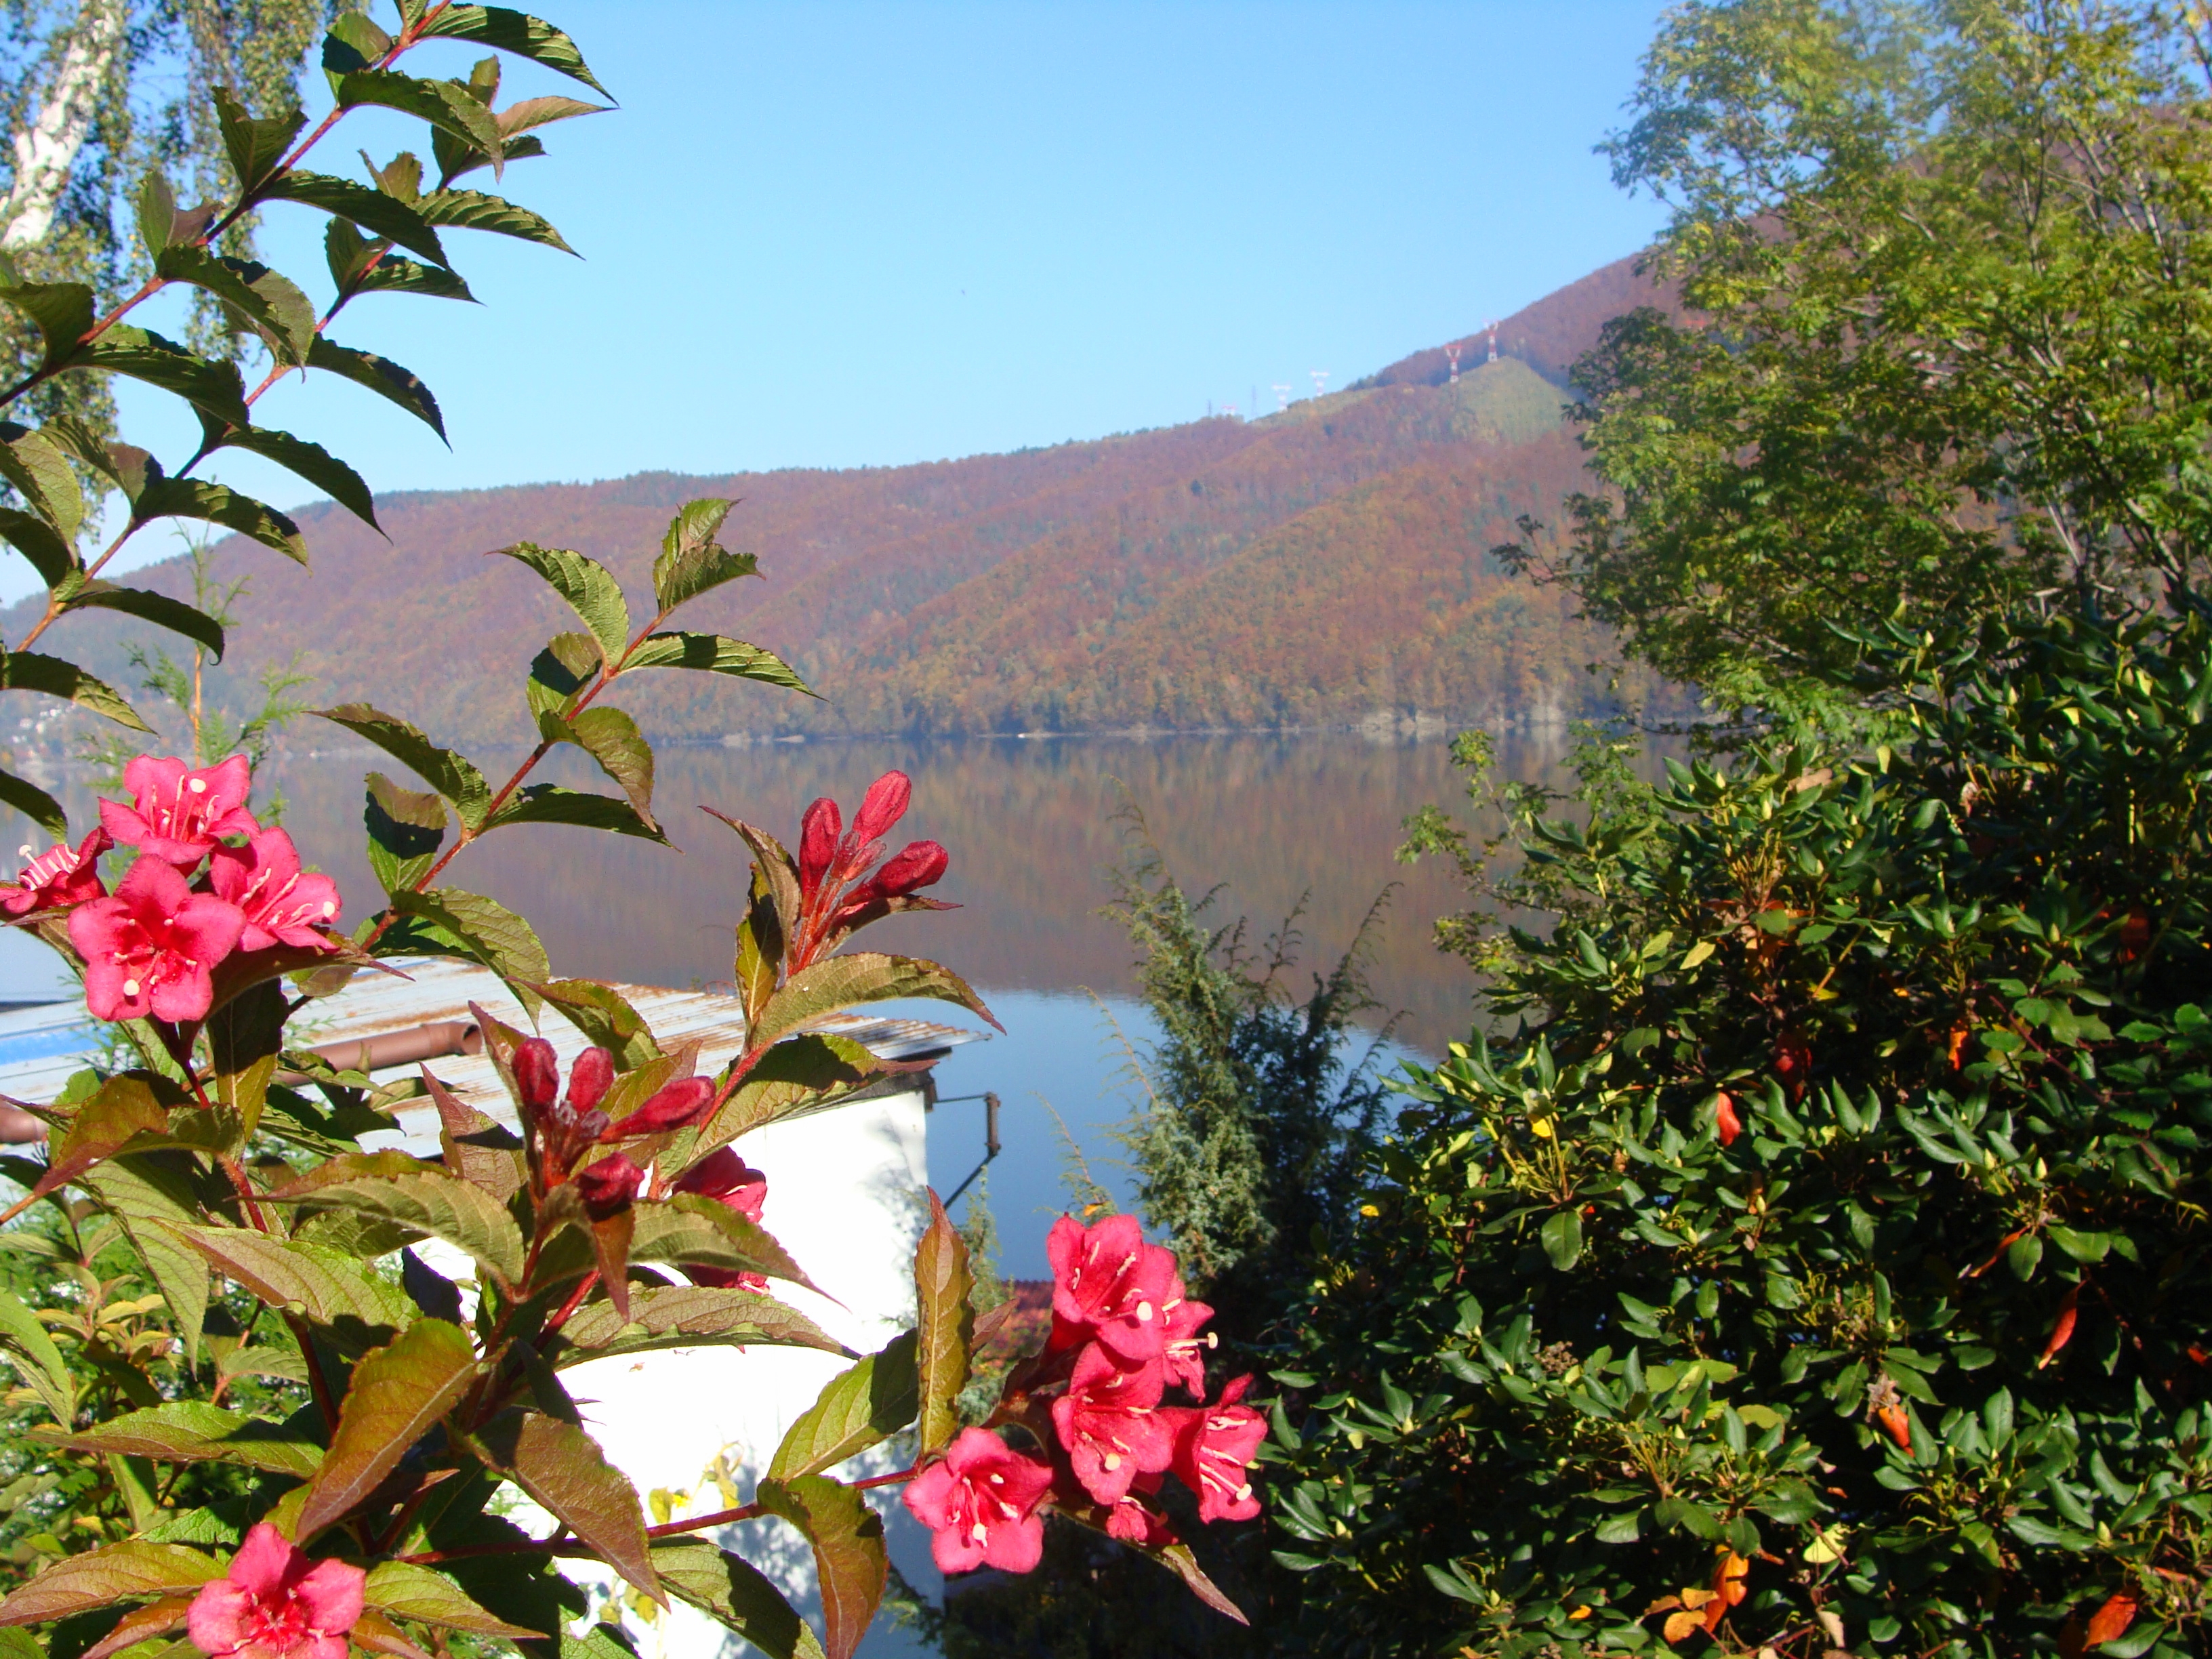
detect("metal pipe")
[985,1091,1001,1159]
[0,1105,41,1143]
[275,1019,482,1084]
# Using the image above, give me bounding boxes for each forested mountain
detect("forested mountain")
[5,259,1681,745]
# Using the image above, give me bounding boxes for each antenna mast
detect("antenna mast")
[1443,340,1463,384]
[1486,319,1498,363]
[1309,369,1330,400]
[1272,382,1292,412]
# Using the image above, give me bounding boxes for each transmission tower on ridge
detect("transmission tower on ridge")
[1272,382,1292,411]
[1486,320,1498,363]
[1443,340,1464,384]
[1309,369,1330,399]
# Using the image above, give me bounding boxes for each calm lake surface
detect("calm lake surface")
[15,732,1596,1275]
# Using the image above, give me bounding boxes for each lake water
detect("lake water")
[5,731,1593,1277]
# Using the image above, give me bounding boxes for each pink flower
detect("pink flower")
[68,857,244,1023]
[675,1149,769,1290]
[1050,1342,1174,1504]
[1160,1293,1216,1395]
[1167,1376,1265,1523]
[207,828,340,951]
[100,754,257,869]
[1105,1494,1174,1546]
[1046,1213,1185,1364]
[186,1522,364,1659]
[3,825,110,916]
[902,1427,1052,1574]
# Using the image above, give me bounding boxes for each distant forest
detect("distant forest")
[4,255,1683,744]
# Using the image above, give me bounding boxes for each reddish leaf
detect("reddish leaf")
[913,1188,972,1457]
[296,1317,477,1540]
[0,1541,222,1625]
[79,1593,193,1659]
[755,1475,886,1659]
[2084,1591,2139,1647]
[2039,1284,2081,1369]
[473,1410,657,1602]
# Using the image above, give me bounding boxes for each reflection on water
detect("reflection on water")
[12,731,1595,1274]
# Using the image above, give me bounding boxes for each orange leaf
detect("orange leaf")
[1663,1610,1706,1645]
[2039,1284,2081,1370]
[2083,1591,2138,1647]
[1876,1404,1914,1452]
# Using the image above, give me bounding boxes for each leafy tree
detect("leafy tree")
[1266,609,2211,1659]
[1516,0,2212,723]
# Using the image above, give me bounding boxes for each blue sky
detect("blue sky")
[88,0,1671,595]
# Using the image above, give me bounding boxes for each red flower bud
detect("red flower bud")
[876,839,948,897]
[2038,1283,2081,1369]
[567,1046,614,1114]
[575,1153,643,1219]
[798,798,841,897]
[514,1038,559,1113]
[853,771,912,843]
[609,1076,715,1137]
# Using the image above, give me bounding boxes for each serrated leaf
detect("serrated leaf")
[562,705,656,827]
[77,1593,192,1659]
[0,767,66,838]
[335,69,501,152]
[417,186,574,252]
[307,336,446,438]
[626,630,811,694]
[753,1475,884,1659]
[152,247,317,367]
[754,952,999,1048]
[699,812,802,945]
[83,326,251,425]
[319,704,489,825]
[81,1151,210,1366]
[131,475,307,563]
[51,1401,322,1480]
[473,1410,657,1600]
[424,1067,525,1202]
[363,770,446,895]
[348,251,477,305]
[361,1563,538,1637]
[546,1284,852,1368]
[63,582,225,657]
[0,1288,75,1427]
[480,783,666,843]
[526,630,598,717]
[0,506,76,585]
[493,541,630,659]
[266,1166,527,1290]
[767,1331,920,1481]
[266,171,448,264]
[212,424,378,531]
[651,1540,823,1659]
[416,5,608,94]
[526,979,659,1070]
[693,1033,883,1154]
[0,1541,224,1626]
[211,87,305,191]
[386,887,551,988]
[26,1071,173,1209]
[298,1318,476,1540]
[913,1190,971,1457]
[0,424,85,539]
[632,1193,825,1296]
[0,648,152,730]
[160,1222,413,1343]
[0,280,94,373]
[652,499,759,611]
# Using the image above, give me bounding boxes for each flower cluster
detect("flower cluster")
[785,771,950,974]
[0,756,343,1025]
[902,1212,1263,1575]
[505,1036,722,1210]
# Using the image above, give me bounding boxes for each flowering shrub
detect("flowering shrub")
[0,5,1254,1656]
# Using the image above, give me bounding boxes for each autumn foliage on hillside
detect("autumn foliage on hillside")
[14,352,1671,741]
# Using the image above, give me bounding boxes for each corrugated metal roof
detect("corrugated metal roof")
[0,957,987,1149]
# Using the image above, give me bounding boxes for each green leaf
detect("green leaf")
[545,1284,853,1367]
[0,422,85,538]
[0,280,94,373]
[632,1193,825,1296]
[0,1288,75,1428]
[363,771,446,896]
[211,87,305,191]
[307,336,446,439]
[360,1563,539,1637]
[318,704,490,825]
[152,247,317,367]
[0,769,66,838]
[472,1410,657,1601]
[652,500,759,611]
[699,812,802,944]
[0,506,77,586]
[212,424,379,531]
[346,251,478,305]
[913,1190,972,1458]
[695,1033,882,1151]
[753,952,1000,1048]
[266,1166,527,1290]
[132,476,307,564]
[753,1475,885,1659]
[385,887,552,987]
[266,170,448,264]
[626,630,811,694]
[651,1540,823,1659]
[0,1541,223,1626]
[160,1223,413,1344]
[51,1401,322,1481]
[1593,1510,1641,1543]
[298,1318,477,1540]
[493,541,630,660]
[415,186,575,253]
[766,1331,920,1481]
[479,783,667,843]
[562,705,657,827]
[415,5,609,94]
[0,648,150,731]
[81,1151,211,1366]
[525,979,659,1070]
[526,631,597,718]
[335,69,502,153]
[1540,1208,1584,1271]
[83,326,251,425]
[28,1071,173,1209]
[62,582,226,657]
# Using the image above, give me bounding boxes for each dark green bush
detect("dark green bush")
[1264,612,2212,1659]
